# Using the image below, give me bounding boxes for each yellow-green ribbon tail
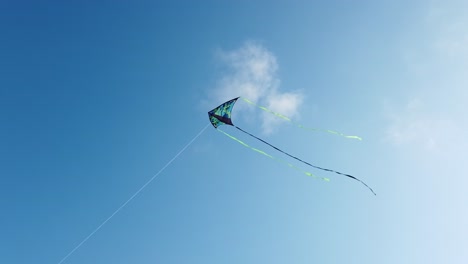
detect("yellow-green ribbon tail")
[217,128,330,182]
[241,97,362,140]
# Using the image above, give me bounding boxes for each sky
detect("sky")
[1,1,467,263]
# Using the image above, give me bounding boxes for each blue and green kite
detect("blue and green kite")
[208,97,376,195]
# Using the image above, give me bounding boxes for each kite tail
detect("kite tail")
[217,128,330,182]
[235,126,376,195]
[241,97,362,141]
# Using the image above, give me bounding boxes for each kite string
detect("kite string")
[217,128,329,182]
[241,97,362,140]
[57,124,210,264]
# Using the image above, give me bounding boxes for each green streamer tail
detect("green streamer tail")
[217,128,330,182]
[241,97,362,140]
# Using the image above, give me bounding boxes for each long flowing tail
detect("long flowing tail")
[217,128,330,182]
[241,97,362,140]
[235,126,376,195]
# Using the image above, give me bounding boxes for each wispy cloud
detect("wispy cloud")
[210,41,303,134]
[387,2,468,154]
[428,1,468,66]
[403,1,468,79]
[384,98,461,154]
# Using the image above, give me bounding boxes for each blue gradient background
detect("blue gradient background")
[1,1,466,263]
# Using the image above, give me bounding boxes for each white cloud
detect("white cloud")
[388,2,468,154]
[262,92,303,134]
[211,41,303,134]
[384,98,458,153]
[425,1,468,65]
[403,1,468,78]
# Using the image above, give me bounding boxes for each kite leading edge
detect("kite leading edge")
[208,96,376,195]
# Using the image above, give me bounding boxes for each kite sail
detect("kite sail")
[208,97,376,195]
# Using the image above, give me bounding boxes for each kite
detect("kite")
[208,97,376,195]
[56,96,376,264]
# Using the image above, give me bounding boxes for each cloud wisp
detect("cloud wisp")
[212,41,303,134]
[387,2,468,155]
[384,98,460,154]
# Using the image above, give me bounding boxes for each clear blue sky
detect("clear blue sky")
[2,1,467,263]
